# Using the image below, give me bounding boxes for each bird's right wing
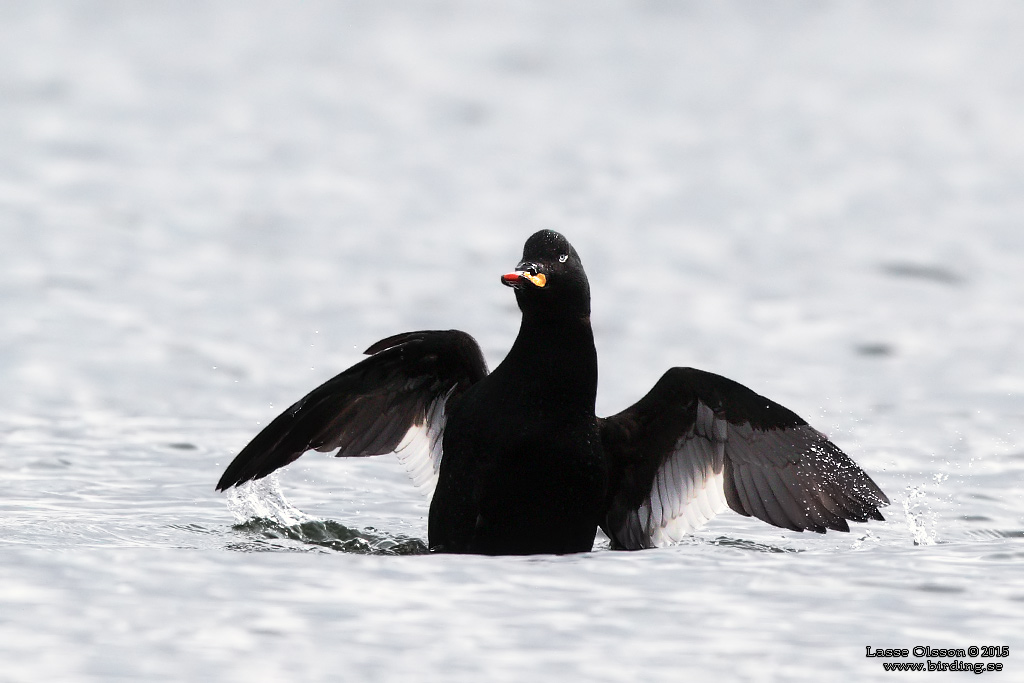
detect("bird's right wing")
[216,330,488,496]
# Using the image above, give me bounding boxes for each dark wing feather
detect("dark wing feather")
[600,367,889,549]
[216,330,487,492]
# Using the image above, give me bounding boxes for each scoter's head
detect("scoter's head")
[501,230,590,320]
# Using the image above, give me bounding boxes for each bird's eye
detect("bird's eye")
[558,254,569,263]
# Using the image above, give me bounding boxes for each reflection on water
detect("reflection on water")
[231,518,429,555]
[701,536,802,554]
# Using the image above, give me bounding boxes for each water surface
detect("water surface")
[2,2,1023,681]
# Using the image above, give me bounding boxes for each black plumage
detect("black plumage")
[217,230,889,554]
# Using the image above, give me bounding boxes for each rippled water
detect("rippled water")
[2,2,1023,681]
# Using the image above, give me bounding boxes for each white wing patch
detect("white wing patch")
[392,389,451,499]
[618,400,731,548]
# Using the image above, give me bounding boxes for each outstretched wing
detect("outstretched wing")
[216,330,488,494]
[600,367,889,550]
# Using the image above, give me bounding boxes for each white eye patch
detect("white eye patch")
[558,254,569,263]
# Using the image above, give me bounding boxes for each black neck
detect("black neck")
[501,312,598,414]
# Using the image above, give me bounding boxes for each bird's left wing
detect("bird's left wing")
[599,367,889,550]
[216,330,487,495]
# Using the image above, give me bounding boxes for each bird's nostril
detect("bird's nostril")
[517,262,540,277]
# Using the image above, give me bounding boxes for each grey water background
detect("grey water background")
[2,2,1023,681]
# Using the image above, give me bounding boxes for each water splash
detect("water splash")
[902,485,938,546]
[850,528,881,551]
[225,476,429,555]
[226,475,315,527]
